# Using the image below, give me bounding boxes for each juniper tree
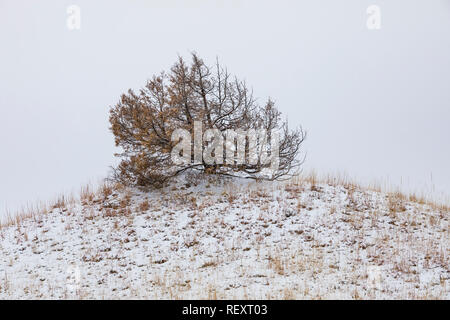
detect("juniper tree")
[109,53,305,187]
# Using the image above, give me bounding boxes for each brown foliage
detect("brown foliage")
[109,53,305,187]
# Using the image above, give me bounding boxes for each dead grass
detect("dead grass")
[3,170,448,232]
[293,171,450,214]
[0,171,448,299]
[138,200,150,212]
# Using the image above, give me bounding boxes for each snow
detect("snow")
[0,175,448,299]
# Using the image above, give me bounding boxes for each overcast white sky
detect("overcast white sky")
[1,0,450,216]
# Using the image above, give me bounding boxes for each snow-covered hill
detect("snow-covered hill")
[0,174,448,299]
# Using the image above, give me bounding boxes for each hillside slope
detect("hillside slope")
[0,175,448,299]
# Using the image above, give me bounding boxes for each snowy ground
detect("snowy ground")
[0,174,448,299]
